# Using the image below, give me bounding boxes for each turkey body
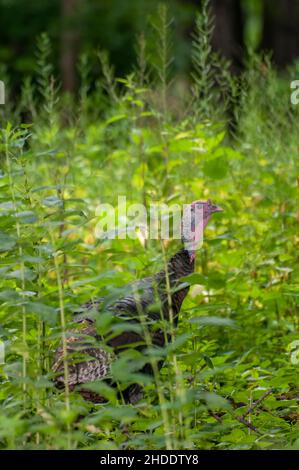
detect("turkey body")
[53,249,194,403]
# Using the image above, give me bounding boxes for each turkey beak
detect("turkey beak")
[212,204,223,213]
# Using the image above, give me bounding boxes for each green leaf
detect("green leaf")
[14,211,38,223]
[0,232,16,252]
[26,301,57,325]
[6,268,36,281]
[105,114,127,126]
[190,315,238,328]
[42,196,63,208]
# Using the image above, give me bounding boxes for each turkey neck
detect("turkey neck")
[167,248,195,280]
[160,248,195,323]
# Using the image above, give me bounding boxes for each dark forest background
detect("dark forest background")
[1,0,299,93]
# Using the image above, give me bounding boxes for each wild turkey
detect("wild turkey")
[52,199,222,403]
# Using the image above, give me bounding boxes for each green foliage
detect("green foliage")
[0,6,298,451]
[191,0,215,120]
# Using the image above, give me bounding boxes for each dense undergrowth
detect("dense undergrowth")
[0,4,298,450]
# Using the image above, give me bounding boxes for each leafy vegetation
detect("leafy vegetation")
[0,5,298,450]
